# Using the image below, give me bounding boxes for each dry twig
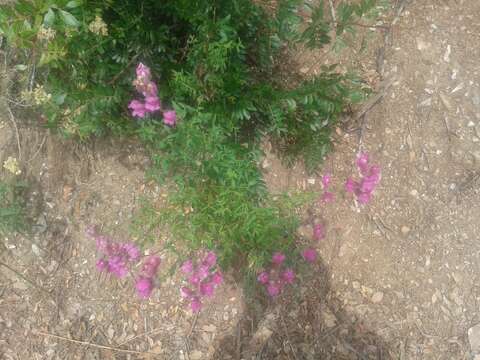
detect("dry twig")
[34,330,162,356]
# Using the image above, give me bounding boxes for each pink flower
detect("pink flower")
[135,277,154,299]
[122,243,141,262]
[196,264,210,280]
[272,252,286,265]
[257,271,270,285]
[188,273,200,286]
[345,178,357,193]
[163,110,177,126]
[96,259,108,271]
[302,248,317,263]
[141,256,161,278]
[211,271,223,286]
[203,251,217,268]
[356,192,371,204]
[180,286,193,299]
[128,100,146,118]
[143,82,158,97]
[281,269,295,284]
[267,282,281,297]
[144,96,161,112]
[356,152,370,175]
[136,63,151,81]
[321,191,335,203]
[313,223,325,241]
[181,260,193,274]
[190,297,202,312]
[322,173,331,188]
[108,256,128,278]
[200,281,215,297]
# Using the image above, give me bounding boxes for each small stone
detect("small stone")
[371,292,384,303]
[401,226,411,234]
[190,350,203,360]
[410,189,418,197]
[307,178,316,185]
[468,324,480,354]
[352,281,360,290]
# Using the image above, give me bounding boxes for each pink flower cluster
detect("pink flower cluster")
[128,63,177,126]
[320,173,335,203]
[87,225,141,278]
[257,252,296,297]
[180,251,223,312]
[87,226,161,299]
[345,152,381,204]
[135,255,161,298]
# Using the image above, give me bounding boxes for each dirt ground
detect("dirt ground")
[1,0,480,359]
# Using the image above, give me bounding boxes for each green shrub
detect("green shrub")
[1,0,381,270]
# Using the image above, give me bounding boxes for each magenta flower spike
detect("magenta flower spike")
[203,251,217,268]
[144,96,161,112]
[136,63,151,81]
[163,110,177,126]
[281,269,295,284]
[356,152,370,175]
[302,248,318,263]
[272,252,286,265]
[267,282,281,297]
[135,277,154,299]
[181,260,194,274]
[200,281,215,297]
[257,271,270,285]
[128,100,147,118]
[211,271,223,286]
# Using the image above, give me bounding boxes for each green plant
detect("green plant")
[1,0,383,271]
[0,180,27,235]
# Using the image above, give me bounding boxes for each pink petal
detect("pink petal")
[135,277,154,298]
[301,248,317,263]
[211,271,223,286]
[163,110,177,126]
[356,152,370,175]
[141,256,161,278]
[281,269,295,284]
[136,63,151,81]
[200,281,215,297]
[190,298,202,312]
[345,178,357,193]
[267,282,281,297]
[321,173,331,188]
[356,192,371,204]
[144,96,161,112]
[272,252,286,265]
[181,260,194,274]
[203,251,217,268]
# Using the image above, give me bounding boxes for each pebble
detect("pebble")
[469,323,480,355]
[371,292,384,303]
[401,226,411,234]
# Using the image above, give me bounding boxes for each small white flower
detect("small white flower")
[3,157,21,175]
[37,25,56,42]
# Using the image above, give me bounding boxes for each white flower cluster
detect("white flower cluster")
[37,25,56,42]
[88,15,108,36]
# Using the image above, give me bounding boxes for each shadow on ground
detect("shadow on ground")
[213,256,393,360]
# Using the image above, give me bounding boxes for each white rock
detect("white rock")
[371,292,384,303]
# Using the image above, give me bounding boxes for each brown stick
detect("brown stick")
[34,330,162,356]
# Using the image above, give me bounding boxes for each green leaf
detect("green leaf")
[66,0,82,9]
[59,10,79,27]
[43,8,55,26]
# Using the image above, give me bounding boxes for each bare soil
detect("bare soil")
[1,0,480,359]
